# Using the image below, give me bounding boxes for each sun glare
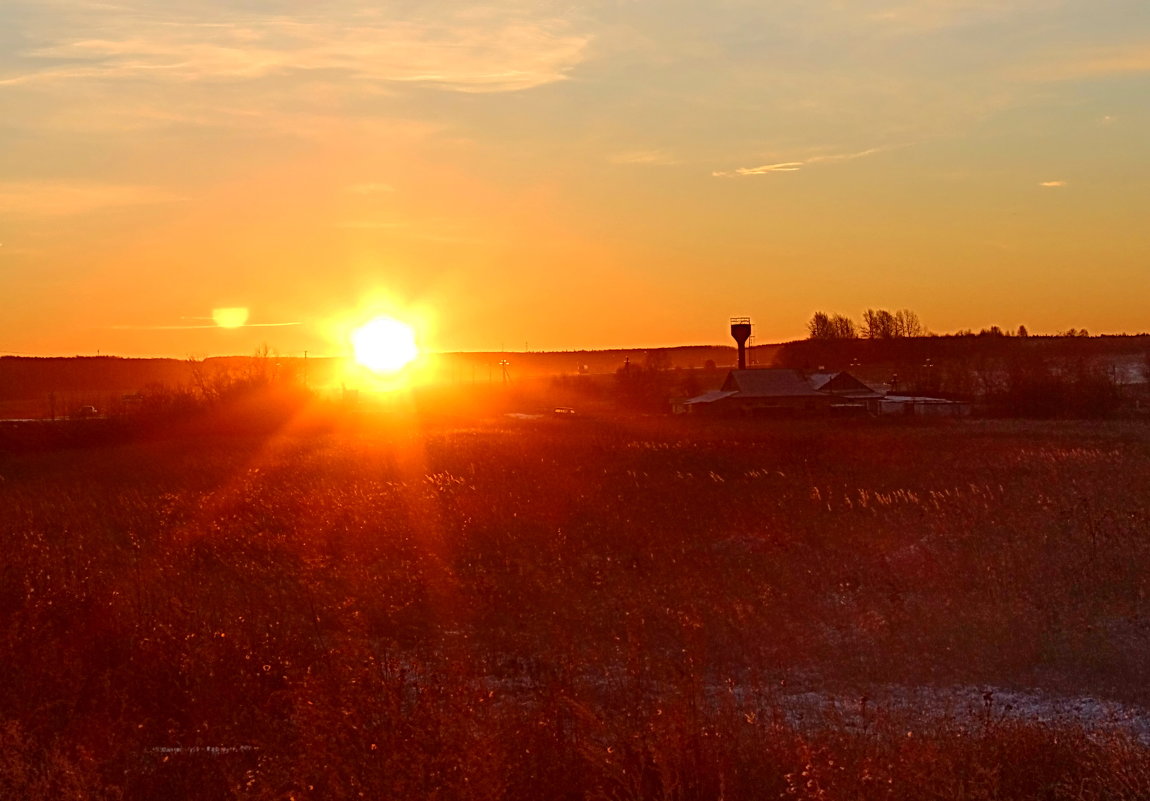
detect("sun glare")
[351,316,419,373]
[212,307,249,329]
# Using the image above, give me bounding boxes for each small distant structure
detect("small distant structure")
[730,318,752,370]
[678,317,970,418]
[681,368,969,418]
[682,369,835,415]
[806,371,883,400]
[875,395,970,417]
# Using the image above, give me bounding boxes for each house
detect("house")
[876,395,971,417]
[682,369,837,415]
[681,368,928,416]
[806,371,883,399]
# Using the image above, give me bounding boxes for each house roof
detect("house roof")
[720,369,830,398]
[881,395,964,405]
[806,372,838,391]
[808,371,884,397]
[682,390,738,405]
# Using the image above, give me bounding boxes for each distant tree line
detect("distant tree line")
[810,311,1106,342]
[807,309,924,340]
[806,313,857,340]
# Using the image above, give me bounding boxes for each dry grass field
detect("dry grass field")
[2,410,1149,799]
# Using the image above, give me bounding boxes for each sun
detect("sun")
[212,307,249,329]
[351,316,419,373]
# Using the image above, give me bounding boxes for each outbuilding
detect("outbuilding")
[682,369,836,416]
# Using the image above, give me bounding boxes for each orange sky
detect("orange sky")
[2,0,1149,357]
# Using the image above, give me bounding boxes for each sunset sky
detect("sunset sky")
[2,0,1148,357]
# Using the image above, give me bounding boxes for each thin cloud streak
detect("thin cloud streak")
[1039,180,1067,187]
[713,146,893,177]
[2,10,591,94]
[715,162,805,177]
[111,322,302,330]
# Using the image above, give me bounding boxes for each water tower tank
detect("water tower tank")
[730,317,751,370]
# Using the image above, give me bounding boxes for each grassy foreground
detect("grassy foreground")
[2,412,1149,799]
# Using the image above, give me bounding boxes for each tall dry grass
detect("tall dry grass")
[1,416,1148,798]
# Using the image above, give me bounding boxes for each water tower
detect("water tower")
[730,317,752,370]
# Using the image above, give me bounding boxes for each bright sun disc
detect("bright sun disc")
[351,316,419,373]
[212,307,249,329]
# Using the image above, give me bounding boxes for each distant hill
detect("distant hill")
[0,347,749,408]
[3,335,1145,415]
[775,333,1149,375]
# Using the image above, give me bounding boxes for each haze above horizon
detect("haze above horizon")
[2,0,1148,359]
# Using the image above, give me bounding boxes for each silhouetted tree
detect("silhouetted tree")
[808,312,833,339]
[862,309,897,339]
[862,308,923,339]
[832,314,856,339]
[807,312,857,340]
[894,309,924,337]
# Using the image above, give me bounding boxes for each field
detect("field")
[3,409,1150,799]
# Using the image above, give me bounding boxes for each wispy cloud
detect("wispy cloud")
[1,8,591,94]
[1038,180,1067,188]
[111,321,302,330]
[805,147,891,165]
[0,181,181,216]
[712,146,892,177]
[714,162,804,177]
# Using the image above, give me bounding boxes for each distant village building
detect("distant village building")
[681,369,844,415]
[875,395,971,417]
[805,371,883,400]
[679,368,966,417]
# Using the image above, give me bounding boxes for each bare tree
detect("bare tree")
[862,309,896,339]
[862,308,923,338]
[808,312,834,340]
[831,314,857,339]
[894,309,924,338]
[808,312,858,340]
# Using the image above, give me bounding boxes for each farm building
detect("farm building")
[678,369,968,417]
[681,369,867,416]
[806,371,884,400]
[875,395,971,417]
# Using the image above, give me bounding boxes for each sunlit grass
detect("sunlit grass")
[2,417,1149,798]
